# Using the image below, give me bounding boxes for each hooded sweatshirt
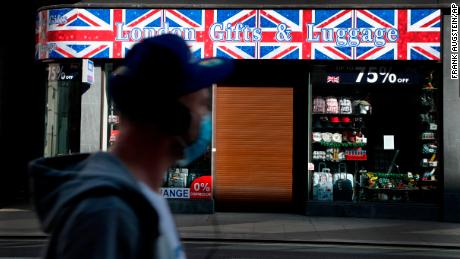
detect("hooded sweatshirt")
[29,152,159,259]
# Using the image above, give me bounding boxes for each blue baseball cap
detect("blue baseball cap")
[108,34,233,119]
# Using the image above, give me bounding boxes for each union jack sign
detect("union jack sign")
[36,8,441,60]
[327,76,340,83]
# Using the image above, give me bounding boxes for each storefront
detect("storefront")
[36,2,458,220]
[306,62,443,219]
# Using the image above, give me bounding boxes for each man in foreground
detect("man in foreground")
[29,34,232,259]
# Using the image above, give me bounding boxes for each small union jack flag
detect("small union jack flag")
[327,76,340,84]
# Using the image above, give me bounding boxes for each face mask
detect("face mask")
[176,113,212,167]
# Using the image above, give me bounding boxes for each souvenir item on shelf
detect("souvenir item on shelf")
[422,82,437,90]
[324,148,342,162]
[421,158,429,167]
[422,144,437,154]
[421,132,435,140]
[354,131,366,144]
[313,162,333,201]
[313,151,326,160]
[108,115,119,124]
[429,123,438,130]
[339,97,353,114]
[325,96,339,114]
[313,132,322,142]
[429,161,438,167]
[345,149,367,160]
[330,116,340,123]
[429,154,438,167]
[332,133,342,143]
[353,100,372,115]
[109,129,119,143]
[333,163,353,201]
[338,151,345,161]
[420,113,433,123]
[313,97,326,114]
[321,132,332,142]
[420,94,434,106]
[422,168,436,180]
[342,116,351,123]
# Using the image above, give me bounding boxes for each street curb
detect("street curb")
[2,235,460,250]
[181,237,460,250]
[0,235,48,240]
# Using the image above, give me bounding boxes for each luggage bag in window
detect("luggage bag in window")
[313,162,333,201]
[333,163,353,201]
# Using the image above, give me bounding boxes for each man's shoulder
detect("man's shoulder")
[70,189,158,225]
[74,195,137,216]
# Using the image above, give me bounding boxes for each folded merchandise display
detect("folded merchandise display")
[339,97,353,114]
[312,129,367,161]
[311,94,369,202]
[312,96,372,115]
[325,96,339,114]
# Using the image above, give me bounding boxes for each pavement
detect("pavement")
[1,202,460,248]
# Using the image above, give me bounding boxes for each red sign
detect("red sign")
[190,176,212,199]
[109,129,119,142]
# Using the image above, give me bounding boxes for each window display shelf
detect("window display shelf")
[312,113,369,116]
[417,180,438,183]
[313,142,366,148]
[361,187,419,191]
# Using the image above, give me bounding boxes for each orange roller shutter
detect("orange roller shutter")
[214,87,293,203]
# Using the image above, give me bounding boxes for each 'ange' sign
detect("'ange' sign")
[161,188,190,199]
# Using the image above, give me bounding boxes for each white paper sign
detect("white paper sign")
[384,135,395,150]
[308,163,315,171]
[82,59,94,84]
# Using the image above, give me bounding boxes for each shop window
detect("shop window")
[44,63,82,157]
[309,65,441,203]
